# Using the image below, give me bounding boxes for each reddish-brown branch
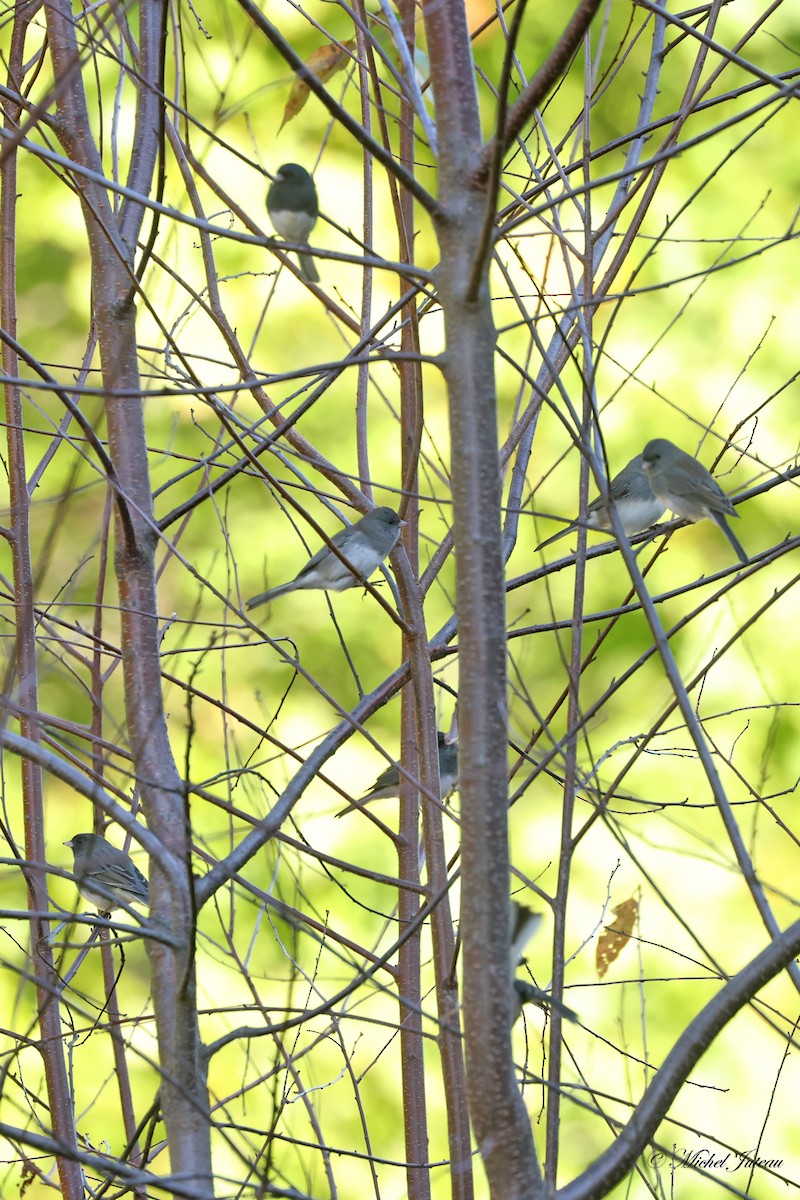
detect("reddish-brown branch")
[1,6,84,1195]
[424,0,545,1193]
[396,15,435,1190]
[472,0,604,189]
[42,0,214,1192]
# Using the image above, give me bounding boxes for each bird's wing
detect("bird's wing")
[292,541,334,581]
[669,465,732,514]
[88,863,146,893]
[363,763,399,798]
[329,531,383,577]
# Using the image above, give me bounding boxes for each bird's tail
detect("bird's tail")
[535,521,576,552]
[298,248,320,283]
[716,513,748,564]
[246,581,294,609]
[335,787,387,818]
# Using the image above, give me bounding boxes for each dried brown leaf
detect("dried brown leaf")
[596,896,638,979]
[280,40,356,131]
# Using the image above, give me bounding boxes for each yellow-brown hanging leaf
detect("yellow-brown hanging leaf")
[596,896,638,979]
[280,40,356,131]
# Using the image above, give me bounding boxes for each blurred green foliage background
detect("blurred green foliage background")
[0,0,798,1196]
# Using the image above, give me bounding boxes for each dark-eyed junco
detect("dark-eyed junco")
[64,833,149,913]
[247,506,404,609]
[510,900,578,1024]
[642,438,747,564]
[510,900,544,965]
[336,731,458,817]
[536,452,665,551]
[512,978,578,1023]
[267,163,320,283]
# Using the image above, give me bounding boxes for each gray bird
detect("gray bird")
[512,978,578,1024]
[536,452,665,551]
[510,900,578,1024]
[510,900,544,966]
[247,506,404,609]
[641,438,747,564]
[337,731,458,817]
[267,163,319,283]
[65,833,149,913]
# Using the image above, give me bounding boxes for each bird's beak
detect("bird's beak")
[63,839,73,848]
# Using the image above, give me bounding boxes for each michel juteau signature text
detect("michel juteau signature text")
[651,1147,783,1173]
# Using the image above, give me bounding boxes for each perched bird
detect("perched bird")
[510,900,544,966]
[267,163,320,283]
[336,731,458,817]
[641,438,747,564]
[512,978,578,1024]
[510,900,578,1024]
[247,506,404,610]
[536,453,665,551]
[64,833,149,914]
